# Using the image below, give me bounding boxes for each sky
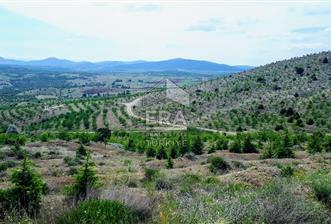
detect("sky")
[0,1,331,66]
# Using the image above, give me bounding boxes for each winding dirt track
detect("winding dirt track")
[123,97,331,137]
[123,97,236,134]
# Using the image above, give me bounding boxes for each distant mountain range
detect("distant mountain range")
[0,57,253,74]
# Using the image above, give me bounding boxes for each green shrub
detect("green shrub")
[144,168,160,181]
[165,178,331,223]
[166,156,174,169]
[208,146,216,154]
[156,146,167,160]
[261,137,294,159]
[68,167,78,175]
[146,147,156,158]
[0,189,11,218]
[40,132,50,142]
[229,139,242,153]
[322,57,329,63]
[179,138,190,156]
[324,137,331,152]
[242,136,258,153]
[0,134,27,146]
[310,172,331,208]
[56,199,142,224]
[155,179,173,190]
[9,157,46,217]
[204,176,221,185]
[214,138,229,150]
[173,173,203,193]
[169,146,178,159]
[96,128,112,144]
[64,156,78,166]
[78,133,91,144]
[76,144,88,158]
[192,136,203,155]
[34,152,42,159]
[208,156,229,174]
[280,165,295,177]
[295,66,304,75]
[307,132,324,153]
[58,131,72,141]
[70,153,100,201]
[0,162,8,172]
[232,160,245,169]
[127,181,138,188]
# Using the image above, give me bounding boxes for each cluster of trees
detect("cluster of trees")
[110,129,331,162]
[0,133,27,145]
[0,142,101,220]
[24,98,118,132]
[109,129,220,159]
[1,128,330,169]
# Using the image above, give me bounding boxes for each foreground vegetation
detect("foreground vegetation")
[0,127,330,223]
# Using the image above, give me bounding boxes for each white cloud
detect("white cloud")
[0,1,331,65]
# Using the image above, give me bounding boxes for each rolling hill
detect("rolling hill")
[133,51,331,132]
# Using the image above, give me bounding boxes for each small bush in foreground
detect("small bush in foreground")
[166,156,174,169]
[76,144,88,158]
[56,200,142,224]
[280,165,295,177]
[155,179,173,191]
[144,168,160,181]
[310,172,331,208]
[164,178,331,223]
[208,156,229,174]
[70,153,100,201]
[307,132,324,153]
[8,157,46,217]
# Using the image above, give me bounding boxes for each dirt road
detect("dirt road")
[123,97,236,135]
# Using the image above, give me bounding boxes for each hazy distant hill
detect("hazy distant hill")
[0,57,252,74]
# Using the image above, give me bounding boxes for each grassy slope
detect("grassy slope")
[134,51,331,132]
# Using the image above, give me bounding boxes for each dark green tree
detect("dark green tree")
[307,132,324,153]
[76,144,88,158]
[10,157,46,217]
[78,133,90,145]
[192,136,203,155]
[169,145,178,159]
[277,133,294,158]
[127,139,135,151]
[179,137,190,156]
[215,137,229,150]
[242,136,258,153]
[229,138,242,153]
[166,156,174,169]
[156,146,167,160]
[146,147,156,158]
[96,128,111,147]
[72,153,100,201]
[324,137,331,152]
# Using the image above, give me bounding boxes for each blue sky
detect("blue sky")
[0,2,331,66]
